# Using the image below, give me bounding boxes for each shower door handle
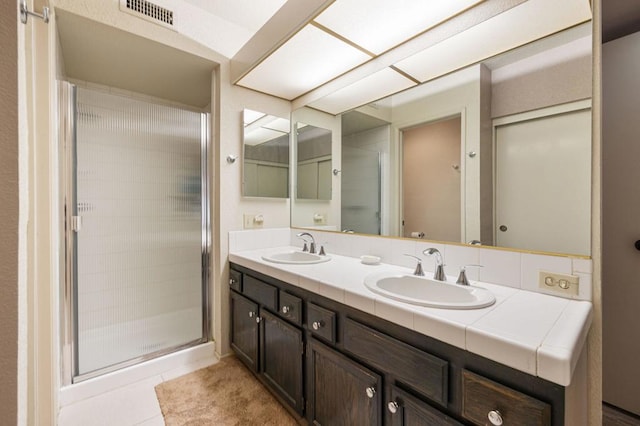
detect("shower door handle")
[71,215,83,232]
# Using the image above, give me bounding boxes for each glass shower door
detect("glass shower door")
[341,145,381,234]
[70,86,209,379]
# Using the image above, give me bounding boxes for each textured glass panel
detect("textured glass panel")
[75,88,204,375]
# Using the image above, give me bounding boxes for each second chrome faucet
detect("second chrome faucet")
[405,248,446,281]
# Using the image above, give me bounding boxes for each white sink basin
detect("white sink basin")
[364,272,495,309]
[262,251,331,265]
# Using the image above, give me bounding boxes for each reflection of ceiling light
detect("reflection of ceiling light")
[243,109,265,125]
[309,67,416,115]
[244,110,290,146]
[393,0,592,83]
[315,0,483,55]
[244,127,287,146]
[263,117,290,133]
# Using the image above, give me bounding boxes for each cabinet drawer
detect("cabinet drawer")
[343,319,449,406]
[389,385,463,426]
[307,303,336,343]
[243,275,278,311]
[462,370,551,426]
[279,291,302,325]
[229,269,242,292]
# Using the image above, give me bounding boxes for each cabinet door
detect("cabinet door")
[388,386,463,426]
[309,339,382,426]
[230,291,259,372]
[261,309,304,415]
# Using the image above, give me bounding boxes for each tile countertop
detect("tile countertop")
[229,246,593,387]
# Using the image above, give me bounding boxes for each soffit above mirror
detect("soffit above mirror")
[232,0,591,114]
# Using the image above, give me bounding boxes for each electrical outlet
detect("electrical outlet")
[243,213,264,229]
[538,271,579,296]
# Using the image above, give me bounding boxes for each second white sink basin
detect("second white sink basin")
[364,272,495,309]
[262,251,331,265]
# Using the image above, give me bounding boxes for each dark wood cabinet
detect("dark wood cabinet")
[229,264,565,426]
[462,370,551,426]
[230,291,259,372]
[309,339,382,426]
[261,309,304,414]
[388,386,463,426]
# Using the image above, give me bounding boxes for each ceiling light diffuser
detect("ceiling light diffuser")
[237,24,371,99]
[314,0,483,55]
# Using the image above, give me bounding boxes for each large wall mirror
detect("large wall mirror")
[291,23,592,257]
[243,109,290,198]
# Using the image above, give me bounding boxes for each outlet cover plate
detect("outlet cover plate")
[538,270,579,296]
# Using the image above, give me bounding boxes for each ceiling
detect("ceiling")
[57,10,216,109]
[231,0,593,115]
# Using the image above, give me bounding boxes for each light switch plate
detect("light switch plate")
[538,271,579,296]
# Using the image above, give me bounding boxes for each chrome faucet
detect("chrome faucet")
[404,254,424,276]
[296,232,316,254]
[423,248,446,281]
[456,264,483,286]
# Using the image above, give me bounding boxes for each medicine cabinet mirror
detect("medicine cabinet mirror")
[242,109,290,198]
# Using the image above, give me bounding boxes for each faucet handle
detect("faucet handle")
[404,254,424,276]
[456,264,483,286]
[319,242,328,256]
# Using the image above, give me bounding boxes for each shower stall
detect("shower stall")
[60,82,210,382]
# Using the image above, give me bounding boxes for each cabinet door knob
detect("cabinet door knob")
[365,387,376,398]
[248,311,255,318]
[488,410,503,426]
[229,278,236,286]
[255,316,261,324]
[387,401,399,414]
[282,305,290,314]
[312,321,324,330]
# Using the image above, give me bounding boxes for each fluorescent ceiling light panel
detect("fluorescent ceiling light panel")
[309,68,416,115]
[244,127,287,146]
[238,25,371,99]
[394,0,592,82]
[314,0,484,55]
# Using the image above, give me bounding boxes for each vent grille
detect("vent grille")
[122,0,174,27]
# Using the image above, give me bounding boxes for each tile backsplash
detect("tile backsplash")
[228,228,592,302]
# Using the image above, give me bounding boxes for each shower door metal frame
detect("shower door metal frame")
[60,82,212,384]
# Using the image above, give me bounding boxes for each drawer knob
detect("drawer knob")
[312,321,324,330]
[282,306,290,314]
[229,278,236,286]
[365,387,376,398]
[488,410,503,426]
[387,401,399,414]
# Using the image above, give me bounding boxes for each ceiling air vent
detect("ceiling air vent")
[120,0,174,29]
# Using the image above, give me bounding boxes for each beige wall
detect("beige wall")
[492,49,592,118]
[0,0,19,422]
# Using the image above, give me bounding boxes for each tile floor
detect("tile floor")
[58,376,165,426]
[58,348,217,426]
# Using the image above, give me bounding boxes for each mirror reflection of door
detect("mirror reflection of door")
[402,116,462,241]
[494,105,591,256]
[296,124,332,200]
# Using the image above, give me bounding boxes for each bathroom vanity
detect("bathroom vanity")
[228,244,591,425]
